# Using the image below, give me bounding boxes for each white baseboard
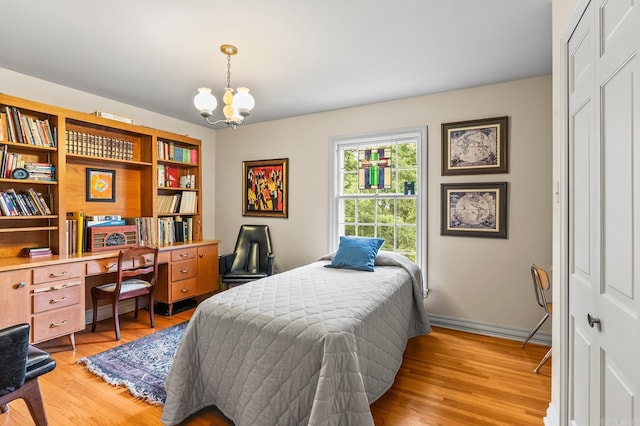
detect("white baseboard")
[427,313,552,346]
[83,299,144,325]
[543,402,559,426]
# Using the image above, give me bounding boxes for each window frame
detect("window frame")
[328,127,428,293]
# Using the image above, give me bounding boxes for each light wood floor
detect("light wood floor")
[1,309,551,426]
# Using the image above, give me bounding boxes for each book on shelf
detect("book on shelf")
[86,219,126,227]
[69,211,84,254]
[178,191,197,214]
[85,215,122,221]
[0,106,56,147]
[166,166,178,187]
[20,246,52,258]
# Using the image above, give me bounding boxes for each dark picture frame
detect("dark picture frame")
[441,116,508,175]
[441,182,507,238]
[86,168,116,202]
[243,158,288,218]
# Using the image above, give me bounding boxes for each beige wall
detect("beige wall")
[216,75,553,333]
[0,67,218,241]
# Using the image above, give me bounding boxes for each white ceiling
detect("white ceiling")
[0,0,552,128]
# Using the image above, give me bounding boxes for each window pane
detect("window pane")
[358,226,375,237]
[377,225,395,249]
[397,142,417,168]
[357,199,375,223]
[397,198,417,224]
[397,225,417,253]
[343,149,358,172]
[343,173,358,194]
[343,199,356,222]
[377,199,395,224]
[345,224,356,236]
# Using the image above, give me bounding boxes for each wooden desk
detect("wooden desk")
[0,240,219,346]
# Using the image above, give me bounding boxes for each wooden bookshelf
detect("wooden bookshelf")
[0,93,203,258]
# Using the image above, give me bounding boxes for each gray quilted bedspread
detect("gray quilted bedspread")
[161,251,431,425]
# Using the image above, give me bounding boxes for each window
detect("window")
[329,128,427,292]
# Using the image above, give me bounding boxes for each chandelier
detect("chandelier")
[193,44,255,129]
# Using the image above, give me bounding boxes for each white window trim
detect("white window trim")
[328,127,428,294]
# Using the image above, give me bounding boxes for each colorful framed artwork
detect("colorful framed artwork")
[441,116,508,175]
[243,158,288,218]
[86,168,116,202]
[441,182,507,238]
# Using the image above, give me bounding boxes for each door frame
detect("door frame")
[558,0,592,425]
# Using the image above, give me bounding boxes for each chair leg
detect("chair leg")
[534,348,552,373]
[91,294,98,332]
[522,312,550,347]
[0,379,49,426]
[112,301,121,341]
[148,293,155,329]
[134,297,140,319]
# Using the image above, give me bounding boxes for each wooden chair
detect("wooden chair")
[0,323,57,426]
[91,246,159,341]
[522,264,552,373]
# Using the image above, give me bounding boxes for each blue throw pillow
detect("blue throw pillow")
[325,236,385,272]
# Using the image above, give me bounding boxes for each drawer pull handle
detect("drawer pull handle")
[49,271,67,278]
[180,253,189,258]
[14,281,26,289]
[50,296,68,304]
[181,269,189,274]
[104,263,117,270]
[50,320,68,328]
[46,284,68,292]
[199,253,204,258]
[180,288,189,293]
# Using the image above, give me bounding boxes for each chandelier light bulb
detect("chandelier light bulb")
[193,87,217,117]
[232,87,255,117]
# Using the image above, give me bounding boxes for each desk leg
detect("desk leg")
[69,333,76,351]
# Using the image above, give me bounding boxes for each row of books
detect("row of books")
[0,188,52,216]
[0,106,57,147]
[1,145,56,181]
[65,214,157,254]
[65,130,134,161]
[157,139,197,164]
[158,192,197,214]
[157,166,197,190]
[158,216,194,245]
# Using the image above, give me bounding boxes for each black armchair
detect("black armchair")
[219,225,275,288]
[0,323,57,425]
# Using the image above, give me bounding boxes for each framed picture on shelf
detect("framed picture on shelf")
[86,168,116,202]
[441,116,508,175]
[441,182,507,238]
[243,158,288,218]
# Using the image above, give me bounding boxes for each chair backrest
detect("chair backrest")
[230,225,273,273]
[0,323,29,396]
[114,246,159,294]
[530,264,551,313]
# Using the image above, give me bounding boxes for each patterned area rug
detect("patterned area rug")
[78,321,188,405]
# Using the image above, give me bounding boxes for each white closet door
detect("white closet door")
[567,0,640,424]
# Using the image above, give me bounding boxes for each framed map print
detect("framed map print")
[441,182,507,238]
[441,116,508,175]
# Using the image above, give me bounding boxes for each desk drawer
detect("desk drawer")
[171,259,197,281]
[33,263,83,284]
[32,305,82,343]
[171,248,196,262]
[170,277,197,301]
[32,281,81,314]
[86,258,120,275]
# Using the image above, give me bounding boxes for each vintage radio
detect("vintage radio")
[88,225,139,252]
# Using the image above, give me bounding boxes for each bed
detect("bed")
[161,250,431,425]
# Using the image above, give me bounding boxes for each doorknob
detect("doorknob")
[587,313,601,331]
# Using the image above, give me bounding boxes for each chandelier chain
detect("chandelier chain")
[226,53,232,89]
